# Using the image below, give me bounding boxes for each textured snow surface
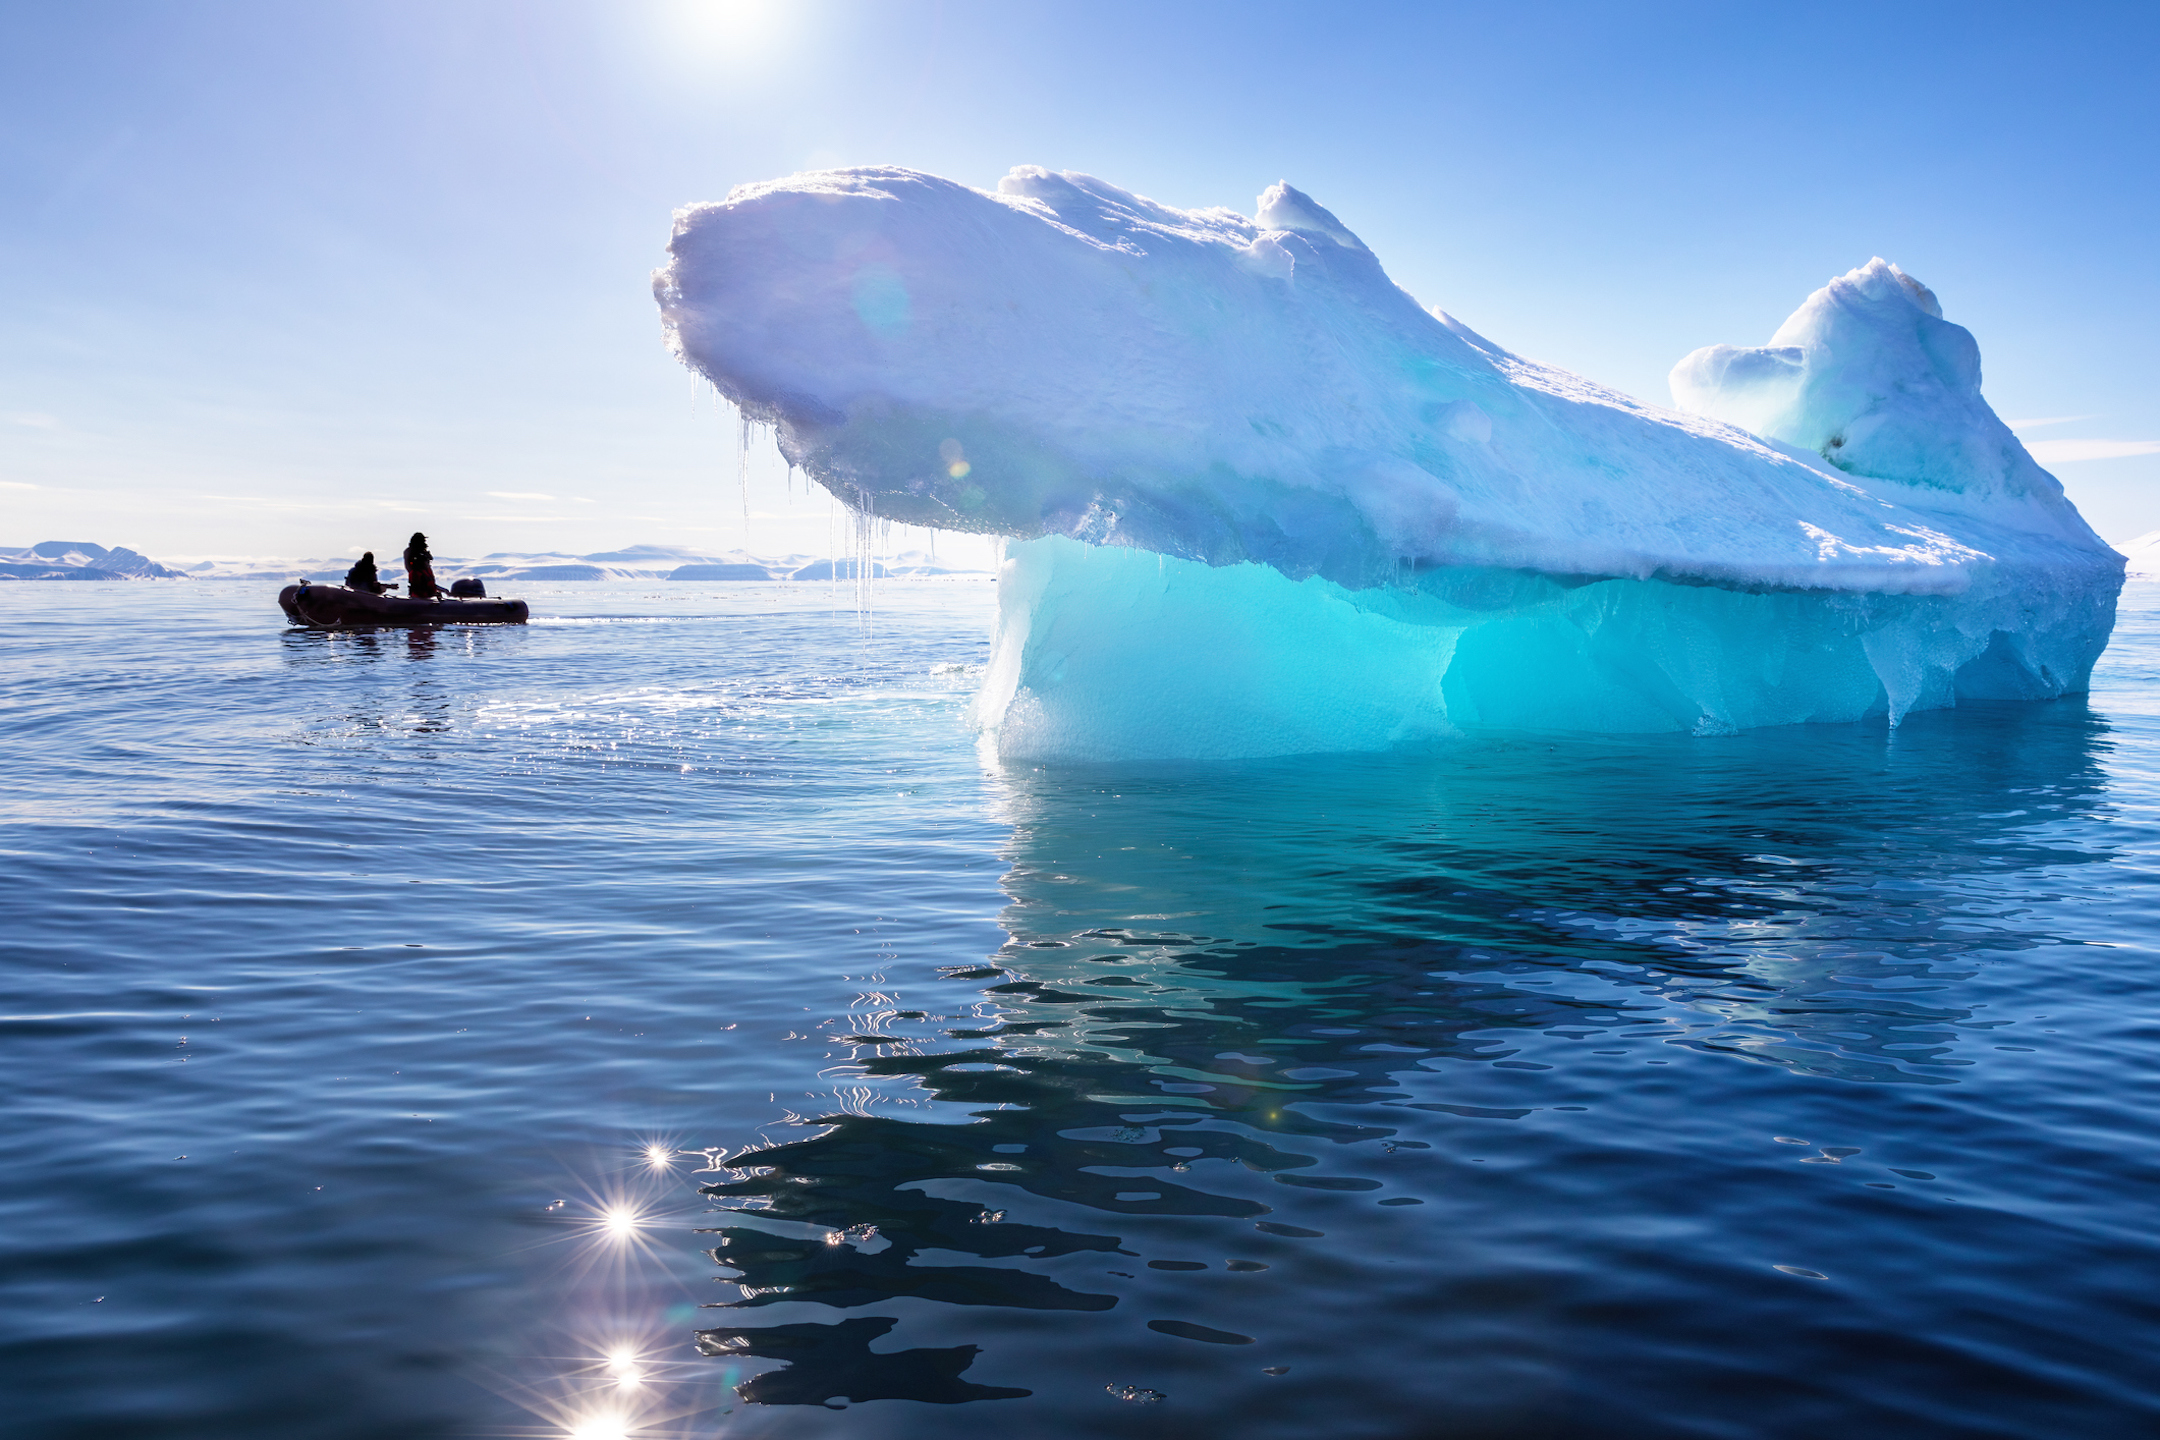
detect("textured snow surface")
[658,166,2122,757]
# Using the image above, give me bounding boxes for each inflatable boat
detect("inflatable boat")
[279,582,529,627]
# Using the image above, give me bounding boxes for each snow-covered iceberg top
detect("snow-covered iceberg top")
[1671,258,2068,515]
[656,166,2113,599]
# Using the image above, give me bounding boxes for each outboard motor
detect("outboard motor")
[449,577,486,598]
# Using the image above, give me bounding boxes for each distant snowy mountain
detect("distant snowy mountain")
[2118,531,2160,578]
[0,542,188,580]
[14,541,989,584]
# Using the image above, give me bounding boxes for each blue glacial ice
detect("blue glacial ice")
[655,166,2122,759]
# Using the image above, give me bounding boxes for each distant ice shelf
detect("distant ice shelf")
[139,544,985,584]
[656,166,2124,760]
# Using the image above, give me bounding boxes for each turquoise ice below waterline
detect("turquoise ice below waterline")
[976,536,2112,760]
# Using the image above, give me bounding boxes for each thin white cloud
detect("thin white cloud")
[2026,439,2160,464]
[194,494,431,515]
[0,480,36,490]
[197,494,371,513]
[487,491,556,501]
[3,411,59,428]
[462,513,576,522]
[2005,415,2099,430]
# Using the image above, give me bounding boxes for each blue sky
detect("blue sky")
[3,0,2155,561]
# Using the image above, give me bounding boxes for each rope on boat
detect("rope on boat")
[289,583,328,627]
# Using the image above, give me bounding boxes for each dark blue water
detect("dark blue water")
[4,578,2159,1439]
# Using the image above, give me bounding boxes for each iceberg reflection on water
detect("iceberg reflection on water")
[690,701,2143,1435]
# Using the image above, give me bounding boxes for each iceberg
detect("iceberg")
[655,167,2122,759]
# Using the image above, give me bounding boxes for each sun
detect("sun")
[600,1202,645,1240]
[665,0,787,51]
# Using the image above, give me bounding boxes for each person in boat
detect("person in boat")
[403,532,445,600]
[342,550,389,594]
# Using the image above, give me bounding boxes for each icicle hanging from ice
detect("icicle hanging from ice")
[736,405,753,519]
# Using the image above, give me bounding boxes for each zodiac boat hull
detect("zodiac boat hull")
[279,584,529,627]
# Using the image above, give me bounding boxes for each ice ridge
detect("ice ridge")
[656,166,2122,758]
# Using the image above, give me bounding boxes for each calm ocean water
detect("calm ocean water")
[4,576,2159,1439]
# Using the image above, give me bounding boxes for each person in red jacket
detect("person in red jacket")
[403,533,444,600]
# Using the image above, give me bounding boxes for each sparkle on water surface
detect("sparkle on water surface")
[2,577,2159,1438]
